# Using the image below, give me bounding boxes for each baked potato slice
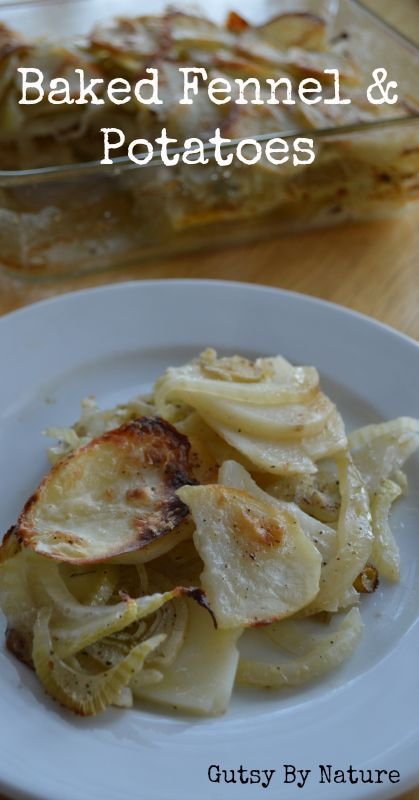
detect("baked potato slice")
[134,598,241,716]
[257,13,327,51]
[178,484,321,629]
[15,417,195,564]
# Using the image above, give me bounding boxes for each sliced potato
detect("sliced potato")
[16,417,195,564]
[257,13,327,51]
[108,517,194,566]
[178,484,321,629]
[134,598,241,715]
[219,460,337,566]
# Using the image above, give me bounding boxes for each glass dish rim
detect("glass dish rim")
[0,0,418,181]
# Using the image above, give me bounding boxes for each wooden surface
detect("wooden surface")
[1,208,419,340]
[0,1,418,800]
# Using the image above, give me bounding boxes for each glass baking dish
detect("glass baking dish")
[0,0,418,280]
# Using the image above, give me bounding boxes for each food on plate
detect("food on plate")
[0,349,418,717]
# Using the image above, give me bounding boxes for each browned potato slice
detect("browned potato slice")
[257,13,327,51]
[178,484,321,628]
[15,417,195,564]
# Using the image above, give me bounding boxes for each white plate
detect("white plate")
[0,279,418,800]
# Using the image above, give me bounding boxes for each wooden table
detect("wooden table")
[0,1,418,799]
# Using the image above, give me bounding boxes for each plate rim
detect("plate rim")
[1,277,418,351]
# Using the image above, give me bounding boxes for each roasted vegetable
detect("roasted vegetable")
[15,417,195,564]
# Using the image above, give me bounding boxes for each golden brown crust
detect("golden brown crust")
[14,416,197,564]
[215,486,285,548]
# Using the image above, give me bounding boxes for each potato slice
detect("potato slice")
[219,460,337,567]
[133,599,241,716]
[257,13,327,51]
[15,417,195,564]
[178,485,321,629]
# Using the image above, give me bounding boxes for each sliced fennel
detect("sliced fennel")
[33,608,164,716]
[237,608,363,688]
